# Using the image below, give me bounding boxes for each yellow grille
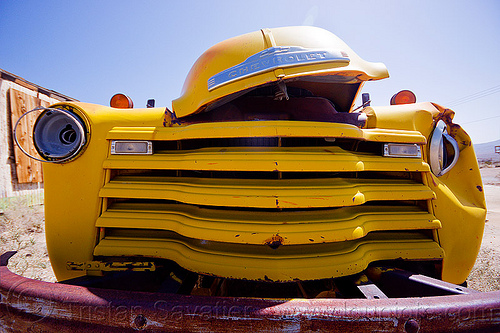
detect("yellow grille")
[96,123,442,281]
[94,231,443,281]
[97,203,440,245]
[100,176,434,209]
[103,146,429,172]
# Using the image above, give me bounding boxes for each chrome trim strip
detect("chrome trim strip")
[207,46,350,91]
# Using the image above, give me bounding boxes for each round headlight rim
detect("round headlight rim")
[14,106,88,164]
[429,120,460,177]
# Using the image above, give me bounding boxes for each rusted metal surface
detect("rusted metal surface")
[1,253,500,332]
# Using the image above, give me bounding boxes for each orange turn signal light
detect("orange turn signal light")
[390,90,416,105]
[110,93,134,108]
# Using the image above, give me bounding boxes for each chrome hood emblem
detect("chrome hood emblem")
[207,46,350,91]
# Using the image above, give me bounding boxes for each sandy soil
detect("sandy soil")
[0,202,56,282]
[467,167,500,291]
[1,167,499,291]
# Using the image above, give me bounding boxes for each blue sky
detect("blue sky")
[1,0,499,143]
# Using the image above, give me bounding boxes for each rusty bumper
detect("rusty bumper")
[1,255,499,332]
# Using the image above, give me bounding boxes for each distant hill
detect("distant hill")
[474,139,500,161]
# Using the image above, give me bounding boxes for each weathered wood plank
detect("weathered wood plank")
[9,88,43,183]
[40,99,50,108]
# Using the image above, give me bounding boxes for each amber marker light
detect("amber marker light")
[390,90,417,105]
[110,93,134,108]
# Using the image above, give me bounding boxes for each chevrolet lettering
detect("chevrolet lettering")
[208,46,350,90]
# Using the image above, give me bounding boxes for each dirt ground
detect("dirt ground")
[1,167,499,291]
[0,202,56,282]
[467,166,500,291]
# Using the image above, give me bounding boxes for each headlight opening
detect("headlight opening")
[33,108,87,162]
[14,107,88,163]
[429,120,460,177]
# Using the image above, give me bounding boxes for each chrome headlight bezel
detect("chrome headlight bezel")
[14,106,88,163]
[429,120,460,177]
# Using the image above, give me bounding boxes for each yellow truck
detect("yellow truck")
[3,26,499,332]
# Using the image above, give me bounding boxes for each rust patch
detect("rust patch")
[1,255,500,333]
[432,103,472,151]
[432,103,455,124]
[163,107,180,127]
[265,234,284,249]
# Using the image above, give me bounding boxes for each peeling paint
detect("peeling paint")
[432,103,472,151]
[264,234,284,249]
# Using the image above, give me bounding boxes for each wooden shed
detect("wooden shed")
[0,68,76,207]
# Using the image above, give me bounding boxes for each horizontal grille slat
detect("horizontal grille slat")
[97,203,441,245]
[100,176,434,209]
[106,121,427,144]
[103,147,429,172]
[93,231,443,281]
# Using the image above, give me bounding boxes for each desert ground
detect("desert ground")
[467,166,500,291]
[1,167,499,291]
